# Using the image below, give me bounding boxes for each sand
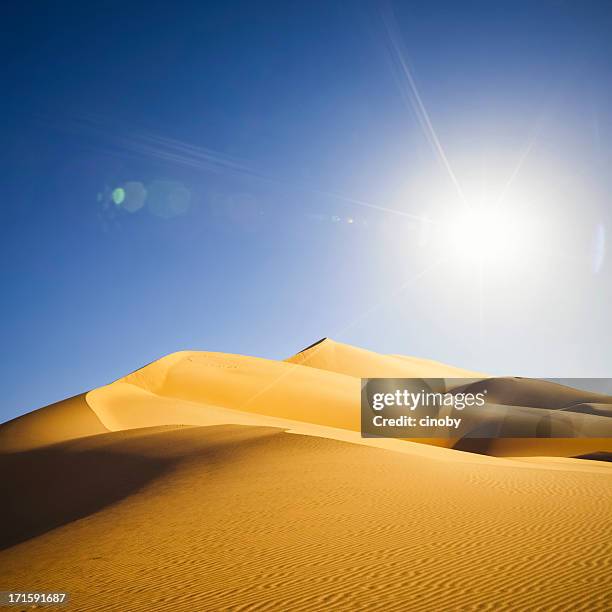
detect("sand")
[1,339,611,611]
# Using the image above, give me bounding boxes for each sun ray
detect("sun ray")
[381,7,468,207]
[493,131,539,210]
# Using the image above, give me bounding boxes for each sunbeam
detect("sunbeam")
[381,6,468,208]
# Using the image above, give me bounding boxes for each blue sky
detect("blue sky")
[2,1,612,422]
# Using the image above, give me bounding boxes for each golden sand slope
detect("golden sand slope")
[1,339,611,611]
[0,394,107,453]
[1,425,611,611]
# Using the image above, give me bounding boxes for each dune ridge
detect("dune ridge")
[0,394,108,453]
[3,339,611,459]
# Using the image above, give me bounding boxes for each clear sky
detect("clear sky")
[2,1,612,422]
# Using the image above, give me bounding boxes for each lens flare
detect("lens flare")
[111,187,125,205]
[121,181,147,213]
[147,181,191,219]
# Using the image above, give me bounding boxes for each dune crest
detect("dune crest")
[285,337,486,379]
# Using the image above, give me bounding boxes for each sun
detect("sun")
[443,205,526,266]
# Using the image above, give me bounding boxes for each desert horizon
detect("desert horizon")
[1,338,611,610]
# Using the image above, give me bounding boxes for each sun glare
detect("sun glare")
[444,205,526,266]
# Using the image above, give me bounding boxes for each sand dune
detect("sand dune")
[83,339,610,458]
[3,340,609,458]
[2,424,611,611]
[1,339,611,611]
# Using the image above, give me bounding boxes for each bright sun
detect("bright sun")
[443,206,528,266]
